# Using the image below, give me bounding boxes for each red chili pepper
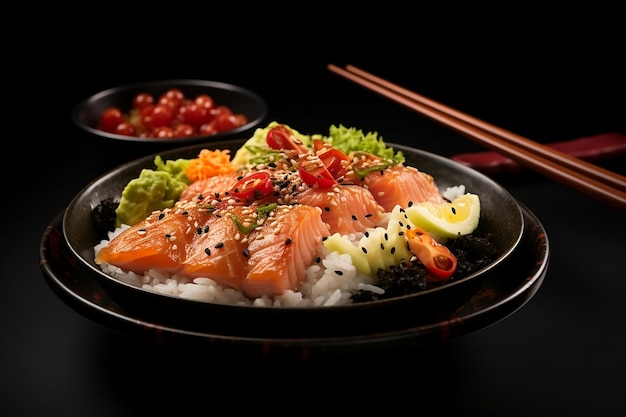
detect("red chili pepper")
[298,155,337,188]
[317,147,350,179]
[405,226,457,281]
[230,171,274,201]
[266,125,309,154]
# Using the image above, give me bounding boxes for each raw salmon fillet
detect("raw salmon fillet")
[178,204,253,291]
[295,184,387,235]
[358,165,446,211]
[179,171,241,202]
[243,204,328,299]
[94,203,211,274]
[96,199,329,298]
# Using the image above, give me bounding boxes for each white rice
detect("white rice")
[442,184,466,201]
[94,228,382,308]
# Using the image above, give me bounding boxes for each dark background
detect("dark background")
[4,7,625,416]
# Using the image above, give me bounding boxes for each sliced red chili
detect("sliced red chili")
[405,226,457,281]
[230,172,274,201]
[266,125,309,154]
[298,155,337,188]
[317,147,350,179]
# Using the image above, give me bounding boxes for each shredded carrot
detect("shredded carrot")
[184,149,237,182]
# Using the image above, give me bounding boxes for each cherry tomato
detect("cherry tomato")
[230,172,275,201]
[231,114,248,127]
[114,121,137,136]
[298,155,337,188]
[211,106,236,132]
[179,101,213,127]
[266,125,309,154]
[142,104,174,130]
[152,126,175,139]
[173,124,196,138]
[158,88,184,109]
[199,123,219,136]
[132,93,154,110]
[99,107,124,132]
[195,94,215,110]
[405,227,457,281]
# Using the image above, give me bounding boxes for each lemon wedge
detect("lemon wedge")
[405,193,480,242]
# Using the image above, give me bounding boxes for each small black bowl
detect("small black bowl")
[62,139,525,340]
[72,79,268,146]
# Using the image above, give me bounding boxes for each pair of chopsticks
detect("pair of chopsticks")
[327,64,626,212]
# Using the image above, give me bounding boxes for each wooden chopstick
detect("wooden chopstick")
[328,64,626,212]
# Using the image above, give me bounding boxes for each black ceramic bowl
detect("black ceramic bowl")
[62,139,525,339]
[72,79,268,146]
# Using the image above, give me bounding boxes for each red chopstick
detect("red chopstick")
[328,64,626,211]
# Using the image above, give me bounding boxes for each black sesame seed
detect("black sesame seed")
[351,214,358,221]
[324,206,331,212]
[315,256,321,263]
[165,233,171,238]
[451,207,457,215]
[196,227,202,235]
[384,233,389,241]
[158,213,165,220]
[204,225,209,233]
[408,201,413,207]
[242,249,250,257]
[335,270,344,276]
[204,248,211,256]
[285,238,292,245]
[380,243,385,250]
[365,213,373,218]
[197,194,204,200]
[391,247,396,254]
[361,247,368,254]
[215,242,224,248]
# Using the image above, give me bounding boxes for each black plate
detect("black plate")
[41,203,547,358]
[61,140,525,338]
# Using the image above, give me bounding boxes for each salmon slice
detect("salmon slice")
[95,202,213,274]
[359,164,446,211]
[295,184,387,235]
[243,205,328,299]
[179,171,242,202]
[178,204,252,291]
